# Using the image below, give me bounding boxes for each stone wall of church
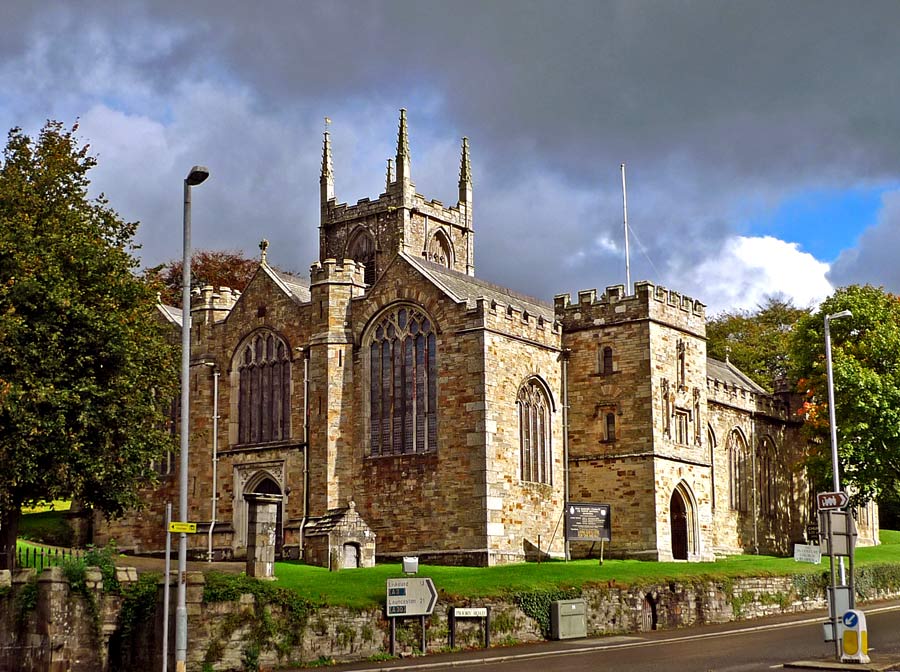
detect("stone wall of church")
[568,455,659,558]
[343,259,491,564]
[480,299,565,563]
[651,458,715,561]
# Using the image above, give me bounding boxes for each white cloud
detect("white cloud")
[682,236,832,314]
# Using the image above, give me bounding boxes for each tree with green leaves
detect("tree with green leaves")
[790,284,900,503]
[707,295,808,391]
[0,121,178,569]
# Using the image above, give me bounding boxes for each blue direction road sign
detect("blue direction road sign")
[844,611,859,628]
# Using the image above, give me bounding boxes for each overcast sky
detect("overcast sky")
[3,0,899,314]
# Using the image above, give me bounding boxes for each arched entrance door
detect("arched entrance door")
[252,477,284,558]
[670,489,689,560]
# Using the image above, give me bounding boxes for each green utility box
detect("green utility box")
[550,598,587,639]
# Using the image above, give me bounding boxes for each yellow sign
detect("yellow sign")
[168,521,197,534]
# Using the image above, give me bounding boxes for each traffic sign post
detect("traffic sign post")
[817,491,849,510]
[817,492,860,661]
[386,577,437,616]
[386,577,438,656]
[169,521,198,534]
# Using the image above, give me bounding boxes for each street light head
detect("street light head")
[186,165,210,186]
[827,309,853,321]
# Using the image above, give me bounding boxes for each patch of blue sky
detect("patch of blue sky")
[740,185,899,262]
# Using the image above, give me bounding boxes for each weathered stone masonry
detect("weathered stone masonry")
[95,109,877,567]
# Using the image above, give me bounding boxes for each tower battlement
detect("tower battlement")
[309,258,367,286]
[190,285,241,324]
[554,281,705,335]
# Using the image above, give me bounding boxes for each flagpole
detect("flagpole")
[621,163,631,293]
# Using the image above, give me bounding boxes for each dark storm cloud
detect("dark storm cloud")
[829,191,900,290]
[3,1,900,307]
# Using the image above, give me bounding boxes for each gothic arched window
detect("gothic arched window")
[348,230,376,285]
[368,305,437,456]
[518,378,552,484]
[758,437,777,518]
[237,331,291,444]
[728,429,751,512]
[427,230,453,268]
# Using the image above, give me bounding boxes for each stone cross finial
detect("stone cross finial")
[259,239,269,263]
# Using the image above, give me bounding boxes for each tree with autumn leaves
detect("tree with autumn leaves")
[145,249,258,307]
[0,122,178,569]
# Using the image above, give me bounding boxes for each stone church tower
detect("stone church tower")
[319,109,474,284]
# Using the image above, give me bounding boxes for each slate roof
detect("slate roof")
[267,266,311,302]
[401,252,555,322]
[157,303,183,327]
[706,357,768,394]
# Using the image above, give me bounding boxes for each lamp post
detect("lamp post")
[177,165,208,672]
[824,308,851,585]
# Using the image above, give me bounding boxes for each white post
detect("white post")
[620,163,631,294]
[208,366,219,562]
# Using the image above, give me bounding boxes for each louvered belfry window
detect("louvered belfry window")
[368,306,437,456]
[238,332,291,444]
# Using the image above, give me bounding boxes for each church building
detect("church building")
[95,110,878,566]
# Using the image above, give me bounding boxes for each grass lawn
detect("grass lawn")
[272,531,900,610]
[21,500,72,514]
[17,509,73,546]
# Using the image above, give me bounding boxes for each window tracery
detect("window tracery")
[518,378,552,484]
[237,331,291,444]
[368,305,438,456]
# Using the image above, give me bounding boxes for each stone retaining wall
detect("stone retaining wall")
[2,566,898,671]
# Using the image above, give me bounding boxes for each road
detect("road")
[316,601,900,672]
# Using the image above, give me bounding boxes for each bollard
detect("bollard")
[841,609,869,664]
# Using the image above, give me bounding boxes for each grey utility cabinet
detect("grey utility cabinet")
[550,598,587,639]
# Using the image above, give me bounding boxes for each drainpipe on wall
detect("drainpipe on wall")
[298,348,310,558]
[751,414,759,555]
[562,348,571,562]
[203,362,219,562]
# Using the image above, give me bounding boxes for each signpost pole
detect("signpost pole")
[827,512,840,660]
[162,503,172,672]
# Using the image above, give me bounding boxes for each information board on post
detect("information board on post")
[168,521,197,534]
[564,503,611,542]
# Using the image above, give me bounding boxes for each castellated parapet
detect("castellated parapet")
[554,281,706,336]
[309,258,367,288]
[706,376,792,421]
[191,285,241,325]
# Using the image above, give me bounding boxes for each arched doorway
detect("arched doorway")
[670,489,689,560]
[251,477,284,558]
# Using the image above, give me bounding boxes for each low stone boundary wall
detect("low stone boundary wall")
[3,565,900,671]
